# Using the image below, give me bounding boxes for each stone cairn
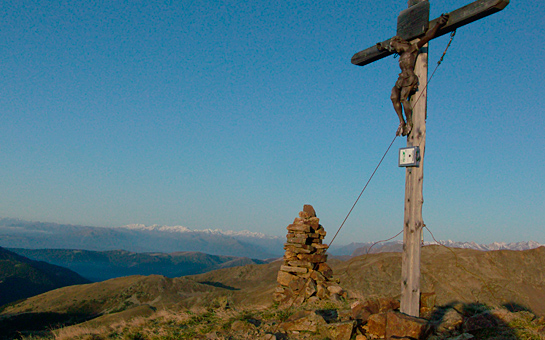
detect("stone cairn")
[274,204,346,305]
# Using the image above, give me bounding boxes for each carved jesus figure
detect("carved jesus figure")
[377,14,449,136]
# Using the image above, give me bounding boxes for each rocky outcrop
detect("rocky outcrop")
[352,297,432,339]
[273,205,346,305]
[279,310,355,340]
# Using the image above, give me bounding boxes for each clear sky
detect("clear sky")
[1,0,543,246]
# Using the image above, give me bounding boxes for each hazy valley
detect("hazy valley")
[8,248,267,282]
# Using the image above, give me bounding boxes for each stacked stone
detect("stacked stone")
[274,205,346,305]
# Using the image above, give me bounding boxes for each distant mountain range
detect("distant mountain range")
[0,247,90,307]
[0,218,284,259]
[8,248,267,282]
[1,217,541,259]
[330,240,544,256]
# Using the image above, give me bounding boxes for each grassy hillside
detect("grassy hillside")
[0,275,233,339]
[1,246,544,339]
[335,245,545,316]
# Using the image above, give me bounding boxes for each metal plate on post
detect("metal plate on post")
[399,146,420,167]
[397,1,430,41]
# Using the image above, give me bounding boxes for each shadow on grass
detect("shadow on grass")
[429,302,538,339]
[503,302,533,313]
[315,309,339,323]
[198,281,240,290]
[0,311,95,340]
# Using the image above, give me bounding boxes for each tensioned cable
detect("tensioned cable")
[328,134,398,247]
[269,29,458,336]
[366,229,404,255]
[330,31,457,248]
[411,30,457,107]
[268,134,398,337]
[423,225,508,307]
[333,32,459,285]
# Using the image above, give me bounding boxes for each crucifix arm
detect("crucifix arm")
[351,0,509,66]
[416,13,449,49]
[376,41,392,53]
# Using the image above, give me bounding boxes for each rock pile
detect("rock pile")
[274,205,346,305]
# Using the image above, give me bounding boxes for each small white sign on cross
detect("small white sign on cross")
[398,146,420,167]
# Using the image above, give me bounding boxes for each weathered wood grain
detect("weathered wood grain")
[400,43,428,317]
[397,1,430,40]
[351,0,509,66]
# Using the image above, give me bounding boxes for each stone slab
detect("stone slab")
[286,236,307,244]
[385,311,430,339]
[281,265,309,274]
[287,224,311,233]
[277,270,298,286]
[297,254,328,263]
[326,321,355,340]
[287,260,314,268]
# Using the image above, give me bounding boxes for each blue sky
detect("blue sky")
[1,0,543,246]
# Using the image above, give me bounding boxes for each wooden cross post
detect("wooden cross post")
[351,0,509,317]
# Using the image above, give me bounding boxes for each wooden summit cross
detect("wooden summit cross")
[351,0,509,317]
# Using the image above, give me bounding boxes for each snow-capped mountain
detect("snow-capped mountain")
[430,240,543,251]
[1,218,541,259]
[0,218,284,259]
[120,224,281,240]
[330,240,543,256]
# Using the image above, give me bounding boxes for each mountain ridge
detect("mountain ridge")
[0,247,90,307]
[0,217,284,259]
[1,246,544,339]
[8,248,266,282]
[2,217,541,259]
[331,240,544,256]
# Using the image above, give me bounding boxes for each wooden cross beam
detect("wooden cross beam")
[350,0,508,318]
[351,0,509,67]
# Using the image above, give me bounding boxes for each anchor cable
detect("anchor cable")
[423,225,516,310]
[329,134,398,247]
[270,31,458,333]
[412,30,456,107]
[269,134,398,336]
[330,31,457,252]
[334,32,458,283]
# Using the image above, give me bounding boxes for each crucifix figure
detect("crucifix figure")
[377,14,449,137]
[350,0,509,317]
